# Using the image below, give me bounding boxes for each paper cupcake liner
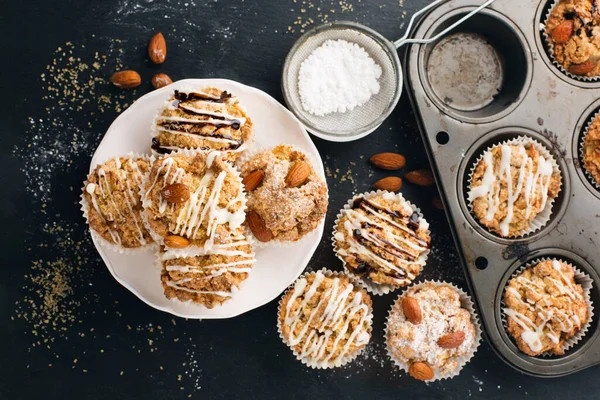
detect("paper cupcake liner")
[81,153,157,255]
[579,109,600,190]
[150,90,252,159]
[139,148,247,248]
[331,190,430,296]
[384,280,482,381]
[500,257,594,357]
[276,268,373,369]
[542,0,600,82]
[466,136,562,238]
[237,144,328,249]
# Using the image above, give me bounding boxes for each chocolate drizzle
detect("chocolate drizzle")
[174,90,232,103]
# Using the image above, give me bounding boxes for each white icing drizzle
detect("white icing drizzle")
[86,155,147,246]
[468,144,555,236]
[283,271,371,366]
[504,261,585,353]
[336,198,429,285]
[174,104,247,126]
[145,153,245,249]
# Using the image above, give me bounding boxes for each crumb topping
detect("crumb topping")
[583,113,600,185]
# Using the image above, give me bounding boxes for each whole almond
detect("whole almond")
[110,70,142,88]
[242,170,265,192]
[405,169,435,187]
[373,176,402,192]
[161,183,190,203]
[246,210,273,242]
[437,331,466,349]
[569,59,597,75]
[152,73,173,89]
[409,362,434,381]
[432,195,444,210]
[370,152,406,170]
[164,235,190,249]
[551,20,574,44]
[402,296,422,325]
[286,161,310,187]
[148,32,167,64]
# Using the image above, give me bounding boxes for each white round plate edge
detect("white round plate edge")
[88,78,325,319]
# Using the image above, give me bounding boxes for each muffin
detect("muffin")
[386,282,478,381]
[152,87,253,159]
[333,192,430,291]
[238,145,328,243]
[582,113,600,186]
[160,231,255,308]
[504,259,590,356]
[141,150,246,249]
[545,0,600,77]
[82,154,153,249]
[468,141,561,237]
[277,270,373,368]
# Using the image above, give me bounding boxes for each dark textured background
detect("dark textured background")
[2,0,600,398]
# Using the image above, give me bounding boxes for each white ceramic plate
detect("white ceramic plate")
[89,78,325,319]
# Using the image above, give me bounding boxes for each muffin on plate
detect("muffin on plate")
[333,191,430,292]
[545,0,600,77]
[503,259,590,356]
[152,87,253,160]
[386,282,478,381]
[277,269,373,368]
[468,140,561,237]
[238,145,328,243]
[160,231,255,308]
[82,154,153,249]
[141,150,246,249]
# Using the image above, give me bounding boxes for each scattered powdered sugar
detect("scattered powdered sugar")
[298,38,382,116]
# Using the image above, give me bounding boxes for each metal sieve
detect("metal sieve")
[281,0,496,142]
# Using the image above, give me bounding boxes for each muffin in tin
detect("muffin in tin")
[503,259,590,356]
[333,192,431,290]
[277,269,373,368]
[386,282,478,381]
[582,112,600,186]
[467,140,561,237]
[152,87,253,159]
[82,154,153,249]
[160,230,255,308]
[142,151,246,249]
[239,145,328,243]
[545,0,600,77]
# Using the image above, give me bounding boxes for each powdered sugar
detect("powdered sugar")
[298,38,382,116]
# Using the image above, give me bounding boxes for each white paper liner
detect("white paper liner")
[80,152,157,255]
[139,148,247,247]
[500,257,594,357]
[579,109,600,190]
[332,190,430,296]
[276,268,373,369]
[153,244,255,308]
[150,88,253,159]
[542,0,600,82]
[236,144,328,249]
[466,136,562,238]
[384,280,482,381]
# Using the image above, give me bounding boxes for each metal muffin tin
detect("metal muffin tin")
[404,0,600,377]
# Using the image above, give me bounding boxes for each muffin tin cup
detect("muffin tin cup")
[466,136,562,238]
[236,144,328,249]
[384,280,482,381]
[80,153,157,255]
[276,268,374,369]
[500,257,594,357]
[542,0,600,82]
[332,190,430,296]
[139,148,247,248]
[150,87,253,159]
[579,110,600,190]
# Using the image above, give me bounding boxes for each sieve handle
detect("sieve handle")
[393,0,497,48]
